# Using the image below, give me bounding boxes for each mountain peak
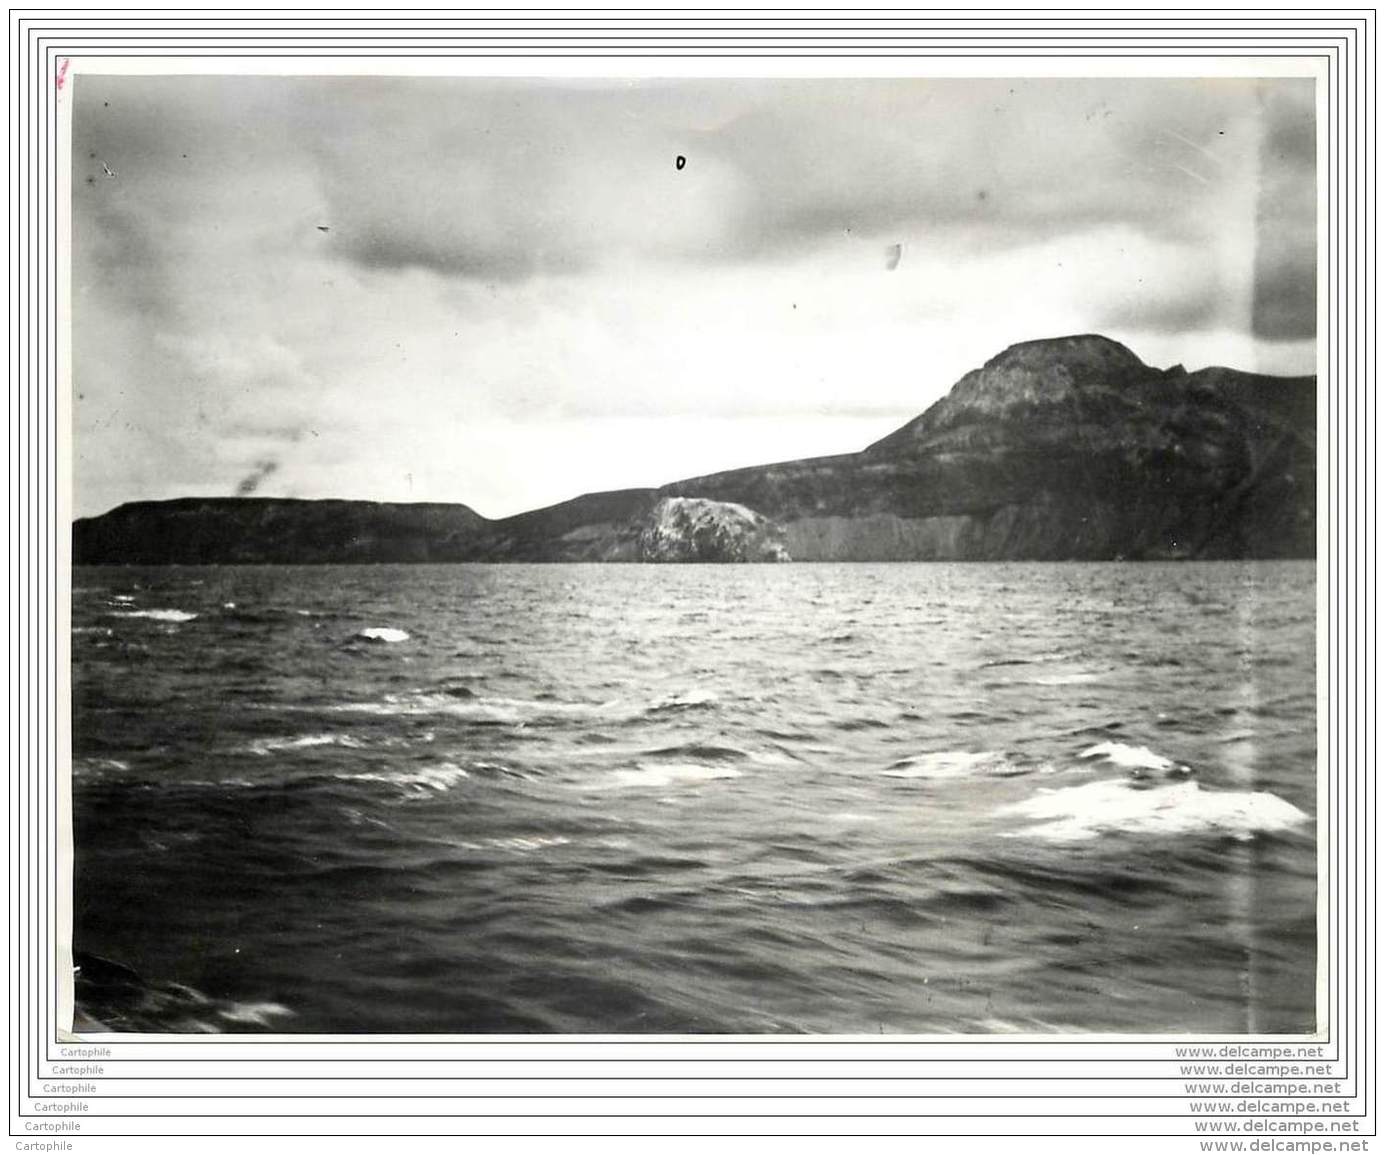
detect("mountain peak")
[982,333,1146,375]
[868,333,1155,455]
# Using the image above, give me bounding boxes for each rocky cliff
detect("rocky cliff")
[73,335,1316,564]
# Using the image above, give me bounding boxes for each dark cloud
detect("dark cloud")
[292,77,1295,280]
[73,74,1316,292]
[1253,80,1316,341]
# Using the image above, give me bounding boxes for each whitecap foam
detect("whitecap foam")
[882,750,1014,779]
[1079,741,1186,774]
[111,608,198,623]
[74,757,130,776]
[215,1000,294,1027]
[357,627,410,643]
[245,733,367,756]
[1000,779,1309,842]
[606,762,742,788]
[647,689,718,712]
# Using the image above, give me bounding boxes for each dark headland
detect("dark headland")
[73,335,1316,564]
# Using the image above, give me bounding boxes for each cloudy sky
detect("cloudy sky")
[71,75,1316,519]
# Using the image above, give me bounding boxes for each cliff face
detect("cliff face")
[73,335,1316,564]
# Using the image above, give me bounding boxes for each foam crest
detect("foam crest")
[1000,779,1310,842]
[214,1000,295,1027]
[73,757,130,779]
[111,608,198,623]
[606,762,742,788]
[1079,741,1188,774]
[357,627,410,643]
[245,733,367,756]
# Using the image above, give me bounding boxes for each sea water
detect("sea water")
[70,561,1317,1034]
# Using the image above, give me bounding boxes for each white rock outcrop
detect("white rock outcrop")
[636,497,790,563]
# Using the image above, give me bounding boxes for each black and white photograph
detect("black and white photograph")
[67,71,1319,1036]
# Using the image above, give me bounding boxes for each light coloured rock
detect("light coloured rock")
[637,497,790,563]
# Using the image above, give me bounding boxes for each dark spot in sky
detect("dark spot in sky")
[316,225,330,233]
[675,155,686,170]
[234,459,279,497]
[976,188,989,202]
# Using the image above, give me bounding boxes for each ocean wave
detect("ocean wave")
[467,760,532,781]
[1000,779,1310,842]
[643,742,750,764]
[882,750,1031,780]
[646,689,718,713]
[452,834,572,854]
[325,691,617,724]
[73,757,130,779]
[212,1000,296,1027]
[1079,741,1190,776]
[356,627,410,643]
[244,733,368,756]
[110,608,198,623]
[334,761,471,796]
[73,952,293,1034]
[1032,672,1102,686]
[220,604,316,624]
[605,762,743,788]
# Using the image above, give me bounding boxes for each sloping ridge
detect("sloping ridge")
[73,497,489,564]
[73,334,1316,564]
